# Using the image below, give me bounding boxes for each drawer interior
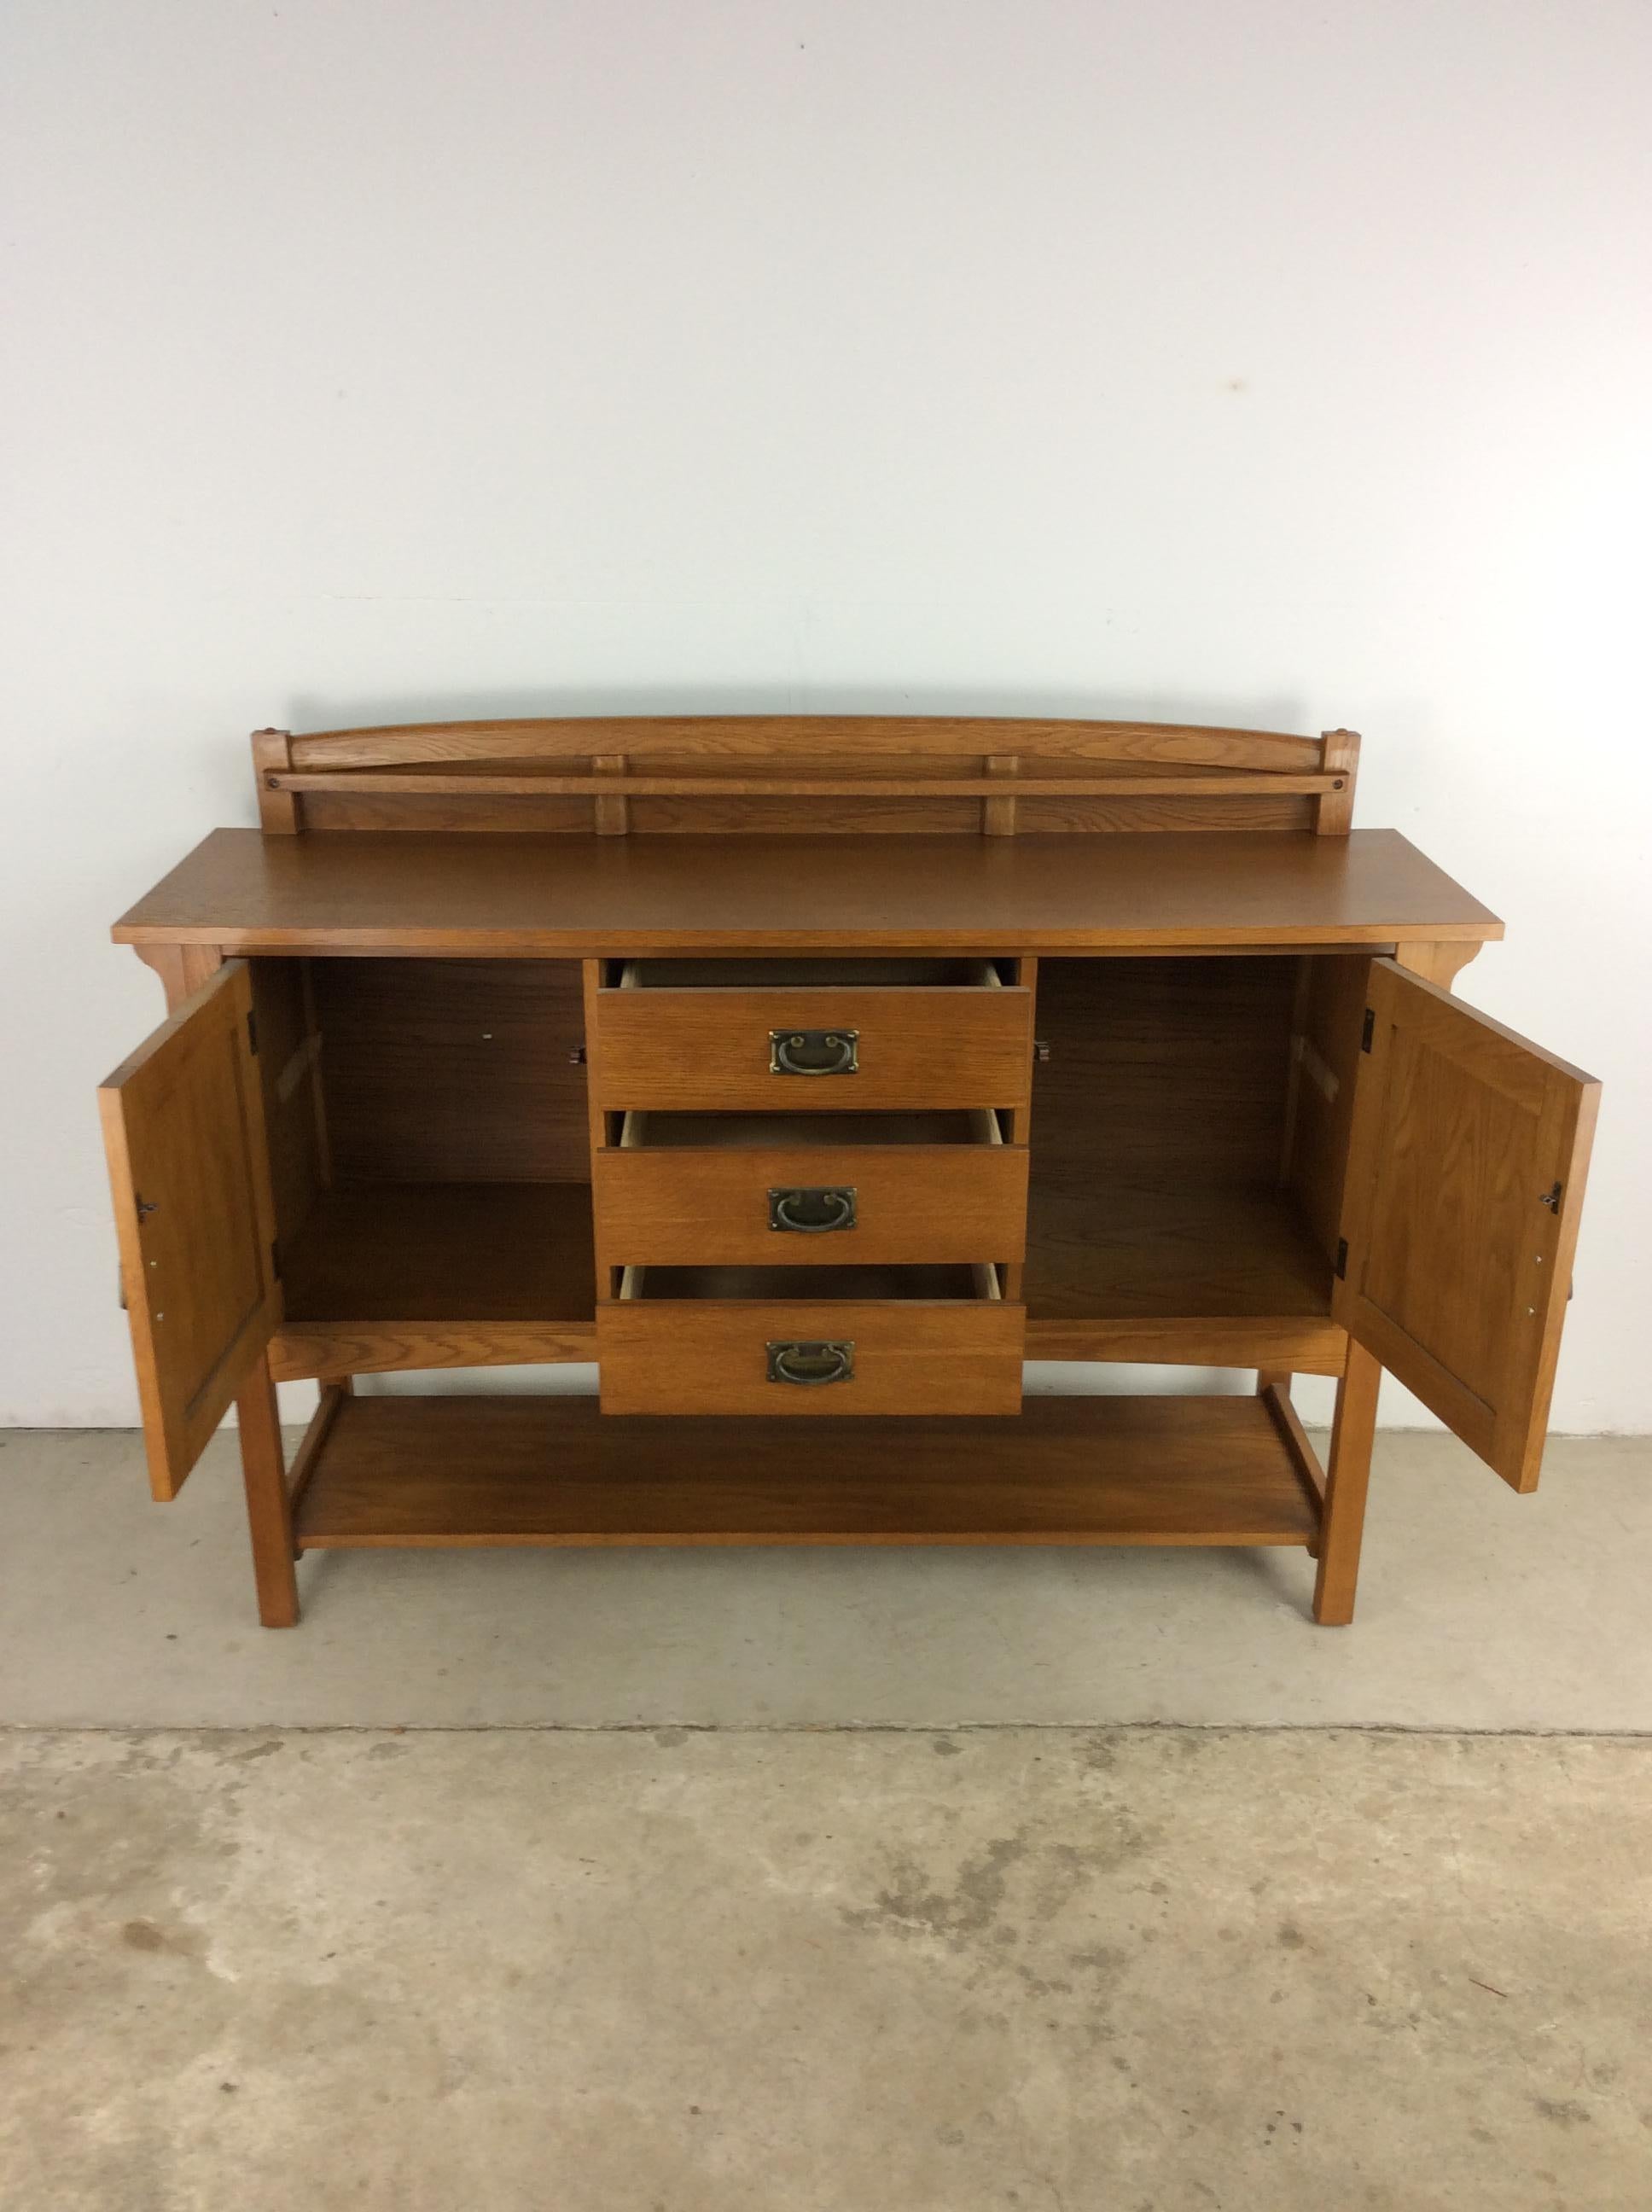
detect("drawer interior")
[619,1263,1003,1302]
[617,1109,1004,1150]
[617,958,1005,988]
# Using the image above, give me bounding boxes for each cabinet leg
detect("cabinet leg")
[237,1358,300,1628]
[1312,1341,1381,1627]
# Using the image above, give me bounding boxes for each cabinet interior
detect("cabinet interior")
[253,957,595,1324]
[253,950,1369,1333]
[1023,954,1365,1324]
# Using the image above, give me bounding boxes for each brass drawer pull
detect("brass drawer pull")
[768,1185,858,1234]
[769,1027,858,1076]
[766,1339,855,1386]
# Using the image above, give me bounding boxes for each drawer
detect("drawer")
[593,1109,1028,1266]
[590,958,1032,1113]
[597,1263,1025,1416]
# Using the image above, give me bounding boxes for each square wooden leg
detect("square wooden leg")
[237,1356,300,1627]
[1312,1340,1381,1627]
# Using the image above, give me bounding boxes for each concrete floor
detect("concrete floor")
[4,1726,1649,2211]
[4,1429,1650,2209]
[1,1429,1649,1728]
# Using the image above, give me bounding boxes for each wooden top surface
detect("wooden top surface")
[113,828,1501,953]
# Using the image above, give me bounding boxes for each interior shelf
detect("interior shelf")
[279,1183,596,1324]
[293,1393,1322,1550]
[1022,1185,1335,1323]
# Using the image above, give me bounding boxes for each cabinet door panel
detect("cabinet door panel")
[1335,959,1597,1492]
[99,962,280,1499]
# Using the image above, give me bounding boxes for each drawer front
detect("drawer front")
[591,986,1032,1111]
[594,1143,1028,1266]
[598,1298,1026,1416]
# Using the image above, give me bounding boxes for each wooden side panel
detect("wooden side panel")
[1283,953,1370,1262]
[311,958,590,1181]
[99,962,280,1499]
[248,958,325,1254]
[1335,959,1598,1493]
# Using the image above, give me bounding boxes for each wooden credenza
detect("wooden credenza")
[99,717,1598,1629]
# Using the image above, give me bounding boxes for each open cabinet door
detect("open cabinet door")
[1334,959,1598,1493]
[99,961,281,1500]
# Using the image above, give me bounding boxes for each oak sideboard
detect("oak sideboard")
[99,716,1597,1629]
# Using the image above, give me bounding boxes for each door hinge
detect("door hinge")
[1335,1237,1349,1280]
[270,1237,282,1279]
[1540,1180,1562,1214]
[1360,1008,1375,1053]
[247,1009,259,1056]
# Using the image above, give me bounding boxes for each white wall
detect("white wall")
[3,0,1649,1431]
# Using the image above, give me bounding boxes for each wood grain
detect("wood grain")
[591,979,1033,1112]
[278,1183,595,1323]
[594,1132,1027,1266]
[1315,730,1360,835]
[99,961,280,1500]
[286,716,1329,771]
[1312,1337,1382,1625]
[310,958,590,1182]
[251,729,298,833]
[1281,952,1370,1264]
[249,958,324,1258]
[111,830,1504,954]
[268,1321,596,1383]
[1027,1316,1347,1373]
[236,1356,298,1625]
[294,1393,1319,1548]
[598,1278,1024,1415]
[1335,959,1598,1493]
[274,768,1341,800]
[1028,955,1299,1190]
[1023,1187,1335,1323]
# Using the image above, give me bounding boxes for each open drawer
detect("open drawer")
[590,957,1033,1113]
[597,1261,1025,1415]
[594,1109,1027,1266]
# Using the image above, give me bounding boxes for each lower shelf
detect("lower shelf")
[293,1393,1322,1551]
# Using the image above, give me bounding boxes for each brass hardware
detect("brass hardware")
[766,1340,855,1385]
[769,1186,857,1234]
[770,1028,858,1076]
[1033,1038,1051,1063]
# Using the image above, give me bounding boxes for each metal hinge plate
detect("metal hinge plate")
[247,1009,259,1056]
[1360,1008,1375,1053]
[1335,1237,1349,1280]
